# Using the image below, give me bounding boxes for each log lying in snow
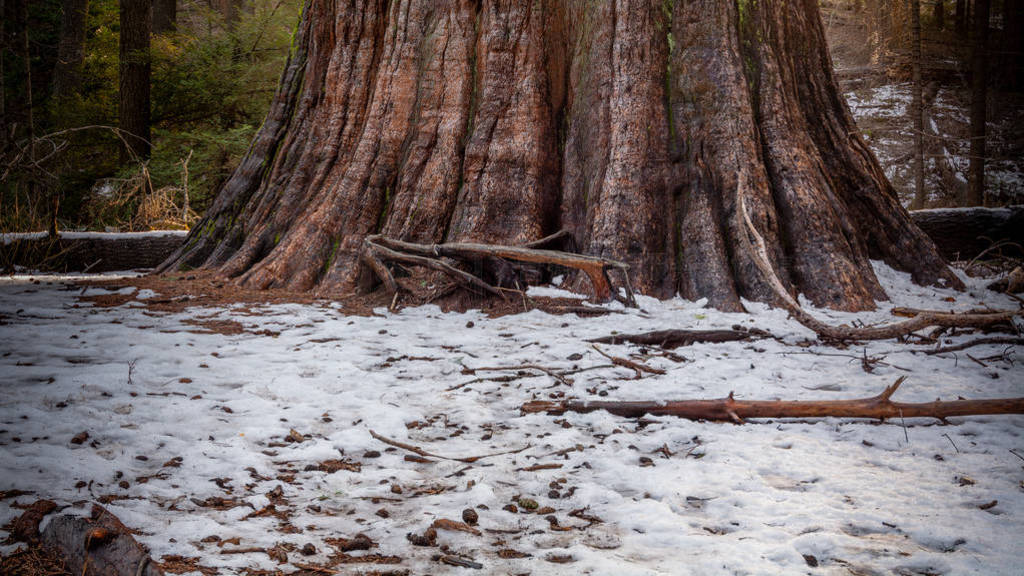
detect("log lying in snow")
[588,328,766,349]
[521,377,1024,423]
[363,234,635,305]
[909,206,1024,261]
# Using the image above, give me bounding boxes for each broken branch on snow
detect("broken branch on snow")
[588,328,765,348]
[362,234,635,305]
[368,430,528,463]
[520,377,1024,423]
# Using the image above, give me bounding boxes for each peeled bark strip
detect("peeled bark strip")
[522,378,1024,423]
[161,0,960,311]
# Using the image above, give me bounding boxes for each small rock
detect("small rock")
[803,554,818,567]
[502,504,518,513]
[363,450,381,459]
[300,543,316,556]
[461,508,478,525]
[70,431,89,445]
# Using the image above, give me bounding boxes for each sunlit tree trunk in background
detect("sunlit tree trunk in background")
[152,0,176,34]
[933,0,945,30]
[967,0,989,206]
[910,0,926,209]
[54,0,89,101]
[119,0,151,162]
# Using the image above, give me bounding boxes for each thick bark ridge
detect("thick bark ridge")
[160,0,962,311]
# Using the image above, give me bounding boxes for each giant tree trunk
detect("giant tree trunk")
[159,0,962,311]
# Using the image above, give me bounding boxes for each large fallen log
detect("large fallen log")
[909,206,1024,261]
[739,197,1021,341]
[363,234,635,305]
[588,328,766,349]
[521,377,1024,423]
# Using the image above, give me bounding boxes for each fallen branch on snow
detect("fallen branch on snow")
[588,328,766,348]
[520,377,1024,423]
[368,430,528,463]
[738,196,1021,341]
[362,234,635,305]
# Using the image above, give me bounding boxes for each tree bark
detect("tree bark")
[119,0,151,162]
[966,0,989,206]
[152,0,175,34]
[54,0,89,100]
[159,0,962,311]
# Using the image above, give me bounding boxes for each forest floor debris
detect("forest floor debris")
[1,264,1023,574]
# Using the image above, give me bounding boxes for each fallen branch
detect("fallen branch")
[923,337,1024,355]
[520,377,1024,423]
[589,328,762,349]
[363,234,635,305]
[738,196,1021,341]
[591,344,665,377]
[368,430,528,463]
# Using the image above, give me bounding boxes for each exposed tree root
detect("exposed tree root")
[363,235,635,306]
[521,377,1024,423]
[739,196,1021,342]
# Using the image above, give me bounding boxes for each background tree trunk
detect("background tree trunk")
[119,0,151,161]
[966,0,989,206]
[53,0,89,100]
[955,0,967,37]
[1002,0,1023,91]
[160,0,962,311]
[910,0,926,209]
[152,0,175,34]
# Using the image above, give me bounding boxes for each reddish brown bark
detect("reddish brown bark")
[159,0,962,311]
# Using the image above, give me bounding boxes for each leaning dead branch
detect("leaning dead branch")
[738,196,1021,341]
[521,377,1024,423]
[362,234,635,305]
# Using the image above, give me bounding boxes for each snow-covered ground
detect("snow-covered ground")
[1,266,1022,575]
